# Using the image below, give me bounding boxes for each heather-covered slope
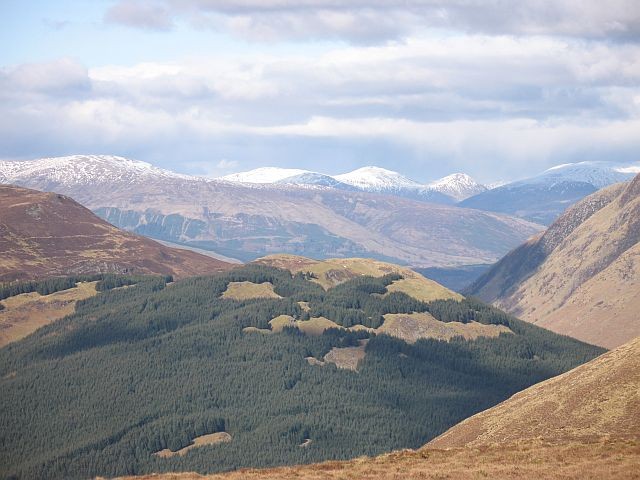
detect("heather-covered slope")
[467,174,640,348]
[0,185,232,281]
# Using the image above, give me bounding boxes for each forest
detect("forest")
[0,265,604,479]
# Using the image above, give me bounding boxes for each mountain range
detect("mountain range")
[1,155,637,285]
[218,161,640,224]
[0,155,542,268]
[221,165,486,204]
[467,172,640,348]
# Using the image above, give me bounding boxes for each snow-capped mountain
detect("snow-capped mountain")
[333,166,459,204]
[460,160,640,225]
[275,172,357,190]
[220,167,311,184]
[334,166,423,192]
[221,165,458,204]
[0,155,196,188]
[531,161,640,188]
[426,173,487,202]
[0,154,543,269]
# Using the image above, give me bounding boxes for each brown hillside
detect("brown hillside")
[115,337,640,480]
[429,335,640,448]
[0,185,233,281]
[467,175,640,348]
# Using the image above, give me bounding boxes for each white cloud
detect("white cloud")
[1,34,639,179]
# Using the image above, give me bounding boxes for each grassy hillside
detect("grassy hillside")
[467,175,640,348]
[0,265,603,479]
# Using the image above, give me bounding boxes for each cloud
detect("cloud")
[1,34,639,180]
[104,0,173,31]
[103,0,640,42]
[0,58,90,98]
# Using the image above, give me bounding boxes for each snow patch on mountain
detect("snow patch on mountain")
[0,155,197,187]
[220,167,310,184]
[530,161,640,188]
[427,173,487,201]
[276,172,356,190]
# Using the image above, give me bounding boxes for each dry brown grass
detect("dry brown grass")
[322,341,368,371]
[268,315,343,335]
[153,433,232,459]
[429,336,640,449]
[379,313,512,344]
[268,315,296,333]
[478,177,640,349]
[221,282,281,300]
[0,281,98,347]
[115,438,640,480]
[255,255,462,302]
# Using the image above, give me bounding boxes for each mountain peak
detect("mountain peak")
[427,173,487,201]
[334,166,422,191]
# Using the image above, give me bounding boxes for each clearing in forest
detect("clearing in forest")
[221,281,281,300]
[154,432,232,458]
[0,281,98,347]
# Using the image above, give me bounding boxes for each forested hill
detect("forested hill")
[0,264,603,479]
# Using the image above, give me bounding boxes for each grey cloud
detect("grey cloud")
[104,0,640,42]
[0,58,91,99]
[104,0,174,31]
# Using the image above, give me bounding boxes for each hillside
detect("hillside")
[0,262,602,479]
[115,336,640,480]
[0,185,232,281]
[429,335,640,448]
[467,174,640,348]
[1,155,542,267]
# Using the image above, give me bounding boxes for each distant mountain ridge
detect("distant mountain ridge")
[467,173,640,348]
[460,160,640,224]
[0,155,542,268]
[0,155,196,187]
[220,165,487,203]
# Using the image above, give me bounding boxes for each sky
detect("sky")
[1,1,640,183]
